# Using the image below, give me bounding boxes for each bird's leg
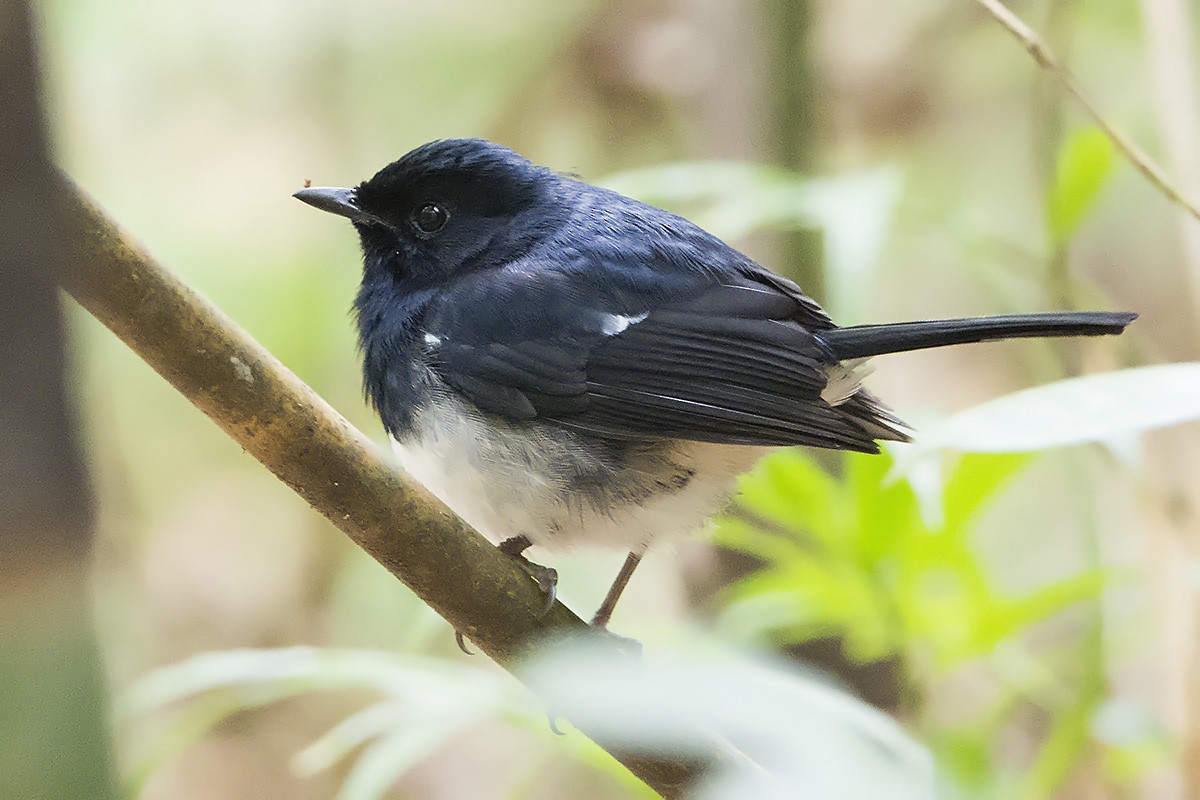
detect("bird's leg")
[498,534,558,614]
[590,549,644,629]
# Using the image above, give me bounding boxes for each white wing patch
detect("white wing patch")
[600,312,648,336]
[821,358,873,406]
[423,332,442,347]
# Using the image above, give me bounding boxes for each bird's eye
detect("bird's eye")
[412,202,449,235]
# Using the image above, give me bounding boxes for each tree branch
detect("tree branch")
[55,179,709,798]
[973,0,1200,224]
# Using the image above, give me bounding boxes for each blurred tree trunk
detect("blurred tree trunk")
[764,0,825,302]
[0,0,116,797]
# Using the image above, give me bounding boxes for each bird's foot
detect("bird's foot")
[498,535,558,615]
[591,622,643,659]
[454,536,557,656]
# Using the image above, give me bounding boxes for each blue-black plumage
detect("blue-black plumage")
[294,138,1135,630]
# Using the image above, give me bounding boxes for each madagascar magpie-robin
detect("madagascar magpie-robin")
[294,138,1134,632]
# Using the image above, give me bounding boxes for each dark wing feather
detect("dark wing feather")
[424,266,903,452]
[434,340,589,418]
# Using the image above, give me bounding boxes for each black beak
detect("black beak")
[293,186,365,221]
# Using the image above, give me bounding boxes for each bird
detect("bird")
[294,138,1135,635]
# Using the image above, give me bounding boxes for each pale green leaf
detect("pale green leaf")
[910,364,1200,454]
[1047,127,1116,242]
[337,717,477,800]
[520,639,935,800]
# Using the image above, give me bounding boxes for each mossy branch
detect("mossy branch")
[55,179,708,799]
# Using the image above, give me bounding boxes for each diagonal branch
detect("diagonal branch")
[973,0,1200,224]
[54,178,709,799]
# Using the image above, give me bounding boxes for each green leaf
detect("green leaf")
[909,364,1200,454]
[293,703,402,777]
[984,569,1111,649]
[846,452,920,563]
[709,515,811,566]
[119,648,526,795]
[1047,127,1116,243]
[941,453,1033,532]
[729,448,843,541]
[520,639,935,798]
[337,717,475,800]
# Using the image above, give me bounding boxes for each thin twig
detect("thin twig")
[973,0,1200,224]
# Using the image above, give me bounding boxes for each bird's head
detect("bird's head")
[294,138,565,290]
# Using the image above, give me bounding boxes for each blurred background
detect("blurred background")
[11,0,1200,796]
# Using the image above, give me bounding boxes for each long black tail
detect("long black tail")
[820,311,1137,361]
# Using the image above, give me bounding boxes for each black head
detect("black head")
[294,138,564,288]
[295,139,571,430]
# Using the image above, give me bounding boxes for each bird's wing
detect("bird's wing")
[422,264,905,452]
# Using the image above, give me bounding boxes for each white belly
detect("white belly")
[391,389,769,552]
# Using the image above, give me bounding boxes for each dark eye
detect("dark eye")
[412,202,448,235]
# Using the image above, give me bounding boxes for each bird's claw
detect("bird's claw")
[498,536,558,616]
[531,565,557,615]
[598,627,643,660]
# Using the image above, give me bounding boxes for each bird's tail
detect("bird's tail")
[819,311,1136,361]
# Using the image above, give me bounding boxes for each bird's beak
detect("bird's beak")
[292,186,365,221]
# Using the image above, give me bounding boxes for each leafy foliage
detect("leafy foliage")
[119,648,540,800]
[120,641,936,800]
[713,449,1106,669]
[710,444,1169,798]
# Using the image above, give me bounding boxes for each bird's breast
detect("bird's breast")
[389,370,768,552]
